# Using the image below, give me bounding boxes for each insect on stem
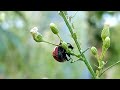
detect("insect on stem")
[59,11,96,79]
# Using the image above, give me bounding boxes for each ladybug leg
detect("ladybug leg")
[71,59,79,63]
[71,56,84,63]
[66,54,71,61]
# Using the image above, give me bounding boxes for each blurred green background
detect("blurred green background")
[0,11,120,79]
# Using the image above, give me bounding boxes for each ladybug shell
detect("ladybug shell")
[52,46,66,62]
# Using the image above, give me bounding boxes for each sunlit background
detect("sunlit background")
[0,11,120,79]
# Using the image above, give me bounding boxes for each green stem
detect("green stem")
[59,11,96,79]
[60,11,81,53]
[82,55,96,78]
[43,41,59,46]
[99,60,120,77]
[71,11,78,18]
[74,39,82,54]
[100,46,107,61]
[69,52,80,58]
[71,58,82,63]
[97,41,108,78]
[57,34,63,42]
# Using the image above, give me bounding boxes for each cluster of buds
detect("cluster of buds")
[91,24,110,56]
[91,24,110,75]
[101,24,110,41]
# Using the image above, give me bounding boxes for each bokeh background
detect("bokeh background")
[0,11,120,79]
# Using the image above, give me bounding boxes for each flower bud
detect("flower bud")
[30,27,38,35]
[30,27,43,42]
[104,37,110,48]
[91,46,98,55]
[96,70,99,75]
[101,24,110,41]
[101,61,105,66]
[50,23,59,35]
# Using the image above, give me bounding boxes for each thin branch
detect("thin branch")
[99,60,120,77]
[43,41,59,46]
[81,47,90,54]
[71,58,82,63]
[71,11,78,18]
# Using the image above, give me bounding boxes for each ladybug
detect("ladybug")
[52,43,73,62]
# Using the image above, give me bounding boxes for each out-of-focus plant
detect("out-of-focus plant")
[91,24,120,78]
[30,11,120,79]
[0,11,29,78]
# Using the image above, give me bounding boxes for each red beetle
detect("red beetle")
[52,43,73,62]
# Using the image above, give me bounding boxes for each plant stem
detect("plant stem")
[43,41,59,46]
[99,60,120,77]
[57,34,63,42]
[60,11,81,53]
[69,52,81,58]
[59,11,96,79]
[71,11,78,18]
[82,54,96,78]
[71,58,81,63]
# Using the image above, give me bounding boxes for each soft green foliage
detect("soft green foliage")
[0,11,120,79]
[0,13,5,22]
[87,11,120,78]
[0,11,89,79]
[90,23,111,78]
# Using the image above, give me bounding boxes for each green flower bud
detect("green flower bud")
[30,27,43,42]
[33,33,43,42]
[50,23,59,35]
[61,41,68,51]
[101,24,110,41]
[104,37,110,48]
[101,61,105,66]
[96,70,99,75]
[91,46,98,55]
